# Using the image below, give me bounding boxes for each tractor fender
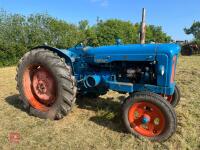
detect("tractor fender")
[31,45,75,74]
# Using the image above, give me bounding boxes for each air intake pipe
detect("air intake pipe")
[84,75,101,88]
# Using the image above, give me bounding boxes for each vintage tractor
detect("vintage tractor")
[16,40,180,142]
[177,40,200,56]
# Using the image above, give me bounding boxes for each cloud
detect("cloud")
[90,0,109,7]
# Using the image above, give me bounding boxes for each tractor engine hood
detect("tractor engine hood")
[85,44,180,63]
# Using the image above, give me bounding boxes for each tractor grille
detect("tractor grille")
[170,55,177,83]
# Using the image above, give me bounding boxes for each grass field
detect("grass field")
[0,56,200,149]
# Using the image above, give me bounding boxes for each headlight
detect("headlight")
[158,65,165,76]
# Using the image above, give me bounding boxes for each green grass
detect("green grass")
[0,56,200,149]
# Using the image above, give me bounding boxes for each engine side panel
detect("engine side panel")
[43,43,180,96]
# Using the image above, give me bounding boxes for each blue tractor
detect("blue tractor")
[16,40,180,141]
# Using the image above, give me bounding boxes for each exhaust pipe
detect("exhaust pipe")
[140,8,146,44]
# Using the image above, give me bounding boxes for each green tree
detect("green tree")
[146,25,171,43]
[184,21,200,42]
[78,20,99,46]
[0,11,27,66]
[27,14,82,49]
[94,19,138,45]
[0,10,172,67]
[78,20,89,31]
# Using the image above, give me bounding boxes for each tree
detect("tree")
[27,14,82,49]
[78,20,89,31]
[146,25,171,43]
[184,21,200,41]
[94,19,171,45]
[0,11,27,66]
[94,19,139,45]
[0,10,172,67]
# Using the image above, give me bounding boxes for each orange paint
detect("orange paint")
[128,102,165,137]
[22,65,57,112]
[170,56,177,83]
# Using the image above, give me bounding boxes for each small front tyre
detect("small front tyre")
[162,85,181,107]
[122,92,177,142]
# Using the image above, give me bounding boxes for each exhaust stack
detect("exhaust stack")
[140,8,146,44]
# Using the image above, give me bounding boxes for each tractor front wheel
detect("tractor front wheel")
[16,49,77,120]
[162,85,181,107]
[169,85,181,107]
[122,92,177,141]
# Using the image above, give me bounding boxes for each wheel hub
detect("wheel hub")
[142,114,151,124]
[32,67,56,105]
[128,102,165,137]
[36,81,47,94]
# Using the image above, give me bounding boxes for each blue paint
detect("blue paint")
[142,117,150,124]
[84,75,101,88]
[35,42,180,96]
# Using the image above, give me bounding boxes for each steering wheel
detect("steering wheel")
[75,38,93,49]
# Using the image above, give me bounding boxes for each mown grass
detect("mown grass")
[0,56,200,149]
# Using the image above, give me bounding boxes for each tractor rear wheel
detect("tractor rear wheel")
[16,49,77,120]
[122,92,177,141]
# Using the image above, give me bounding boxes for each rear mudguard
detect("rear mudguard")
[31,45,75,74]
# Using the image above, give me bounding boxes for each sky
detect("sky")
[0,0,199,41]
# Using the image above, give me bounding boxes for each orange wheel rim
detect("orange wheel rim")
[161,94,173,103]
[128,101,165,137]
[166,95,173,103]
[23,65,57,112]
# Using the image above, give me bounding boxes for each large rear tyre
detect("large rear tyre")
[122,92,177,142]
[16,49,77,120]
